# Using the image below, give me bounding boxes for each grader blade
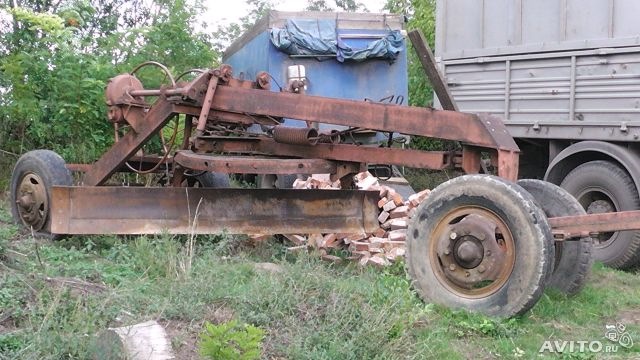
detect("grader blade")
[51,187,379,235]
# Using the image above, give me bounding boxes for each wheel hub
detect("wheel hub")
[15,173,48,230]
[586,199,616,244]
[433,212,515,298]
[586,199,615,214]
[454,236,484,268]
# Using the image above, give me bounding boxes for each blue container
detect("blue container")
[223,11,409,144]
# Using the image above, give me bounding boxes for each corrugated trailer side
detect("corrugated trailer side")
[435,0,640,270]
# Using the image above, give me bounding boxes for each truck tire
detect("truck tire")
[407,175,554,317]
[517,179,593,295]
[560,160,640,269]
[196,172,231,188]
[183,172,230,188]
[10,150,73,239]
[257,174,302,188]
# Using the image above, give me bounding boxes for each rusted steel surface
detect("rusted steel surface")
[549,210,640,239]
[196,72,219,134]
[197,137,453,170]
[208,85,520,152]
[496,150,519,182]
[51,186,379,235]
[83,101,176,186]
[461,146,481,175]
[174,105,272,126]
[173,151,361,175]
[82,64,521,188]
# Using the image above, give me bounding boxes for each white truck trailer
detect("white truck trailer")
[435,0,640,269]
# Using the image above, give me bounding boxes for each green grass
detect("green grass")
[1,199,639,359]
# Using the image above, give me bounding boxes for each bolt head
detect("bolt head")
[477,265,486,273]
[444,248,451,255]
[486,250,492,256]
[449,232,457,240]
[465,271,470,277]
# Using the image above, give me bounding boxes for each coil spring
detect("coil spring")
[273,126,318,145]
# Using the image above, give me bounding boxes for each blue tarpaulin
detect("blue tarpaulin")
[270,19,403,62]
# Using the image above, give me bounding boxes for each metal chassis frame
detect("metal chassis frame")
[59,36,640,238]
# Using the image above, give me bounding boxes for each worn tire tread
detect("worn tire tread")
[518,179,593,295]
[407,175,554,317]
[560,160,640,269]
[10,150,72,239]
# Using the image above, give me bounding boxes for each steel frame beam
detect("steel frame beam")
[51,186,379,235]
[173,151,362,175]
[194,137,454,171]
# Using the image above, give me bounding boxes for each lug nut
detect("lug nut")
[444,248,451,255]
[477,265,486,273]
[478,233,486,241]
[450,232,457,240]
[449,264,456,271]
[486,250,492,257]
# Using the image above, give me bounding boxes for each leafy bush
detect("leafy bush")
[0,1,218,162]
[199,320,265,360]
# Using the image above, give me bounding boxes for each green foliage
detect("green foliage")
[385,0,436,107]
[0,211,639,359]
[9,7,65,33]
[384,0,446,152]
[0,1,218,162]
[199,320,265,360]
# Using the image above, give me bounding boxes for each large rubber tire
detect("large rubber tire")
[560,160,640,269]
[518,179,593,295]
[10,150,73,239]
[256,174,301,189]
[195,172,231,188]
[407,175,554,317]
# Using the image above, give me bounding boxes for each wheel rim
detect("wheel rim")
[15,172,48,231]
[429,207,516,298]
[575,186,617,247]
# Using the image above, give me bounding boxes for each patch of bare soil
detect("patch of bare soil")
[161,304,236,359]
[162,319,202,360]
[617,309,640,326]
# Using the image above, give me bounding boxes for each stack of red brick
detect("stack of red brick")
[284,172,431,266]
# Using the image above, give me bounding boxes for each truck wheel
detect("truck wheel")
[517,179,593,295]
[257,174,302,188]
[182,172,230,188]
[407,175,554,317]
[560,160,640,269]
[10,150,73,239]
[195,172,230,188]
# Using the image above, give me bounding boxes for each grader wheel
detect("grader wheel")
[10,150,72,239]
[517,179,593,295]
[407,175,554,317]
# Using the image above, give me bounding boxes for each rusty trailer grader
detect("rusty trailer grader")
[10,46,640,318]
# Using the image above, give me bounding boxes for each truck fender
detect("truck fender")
[544,141,640,192]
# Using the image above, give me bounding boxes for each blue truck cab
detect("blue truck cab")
[223,11,409,145]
